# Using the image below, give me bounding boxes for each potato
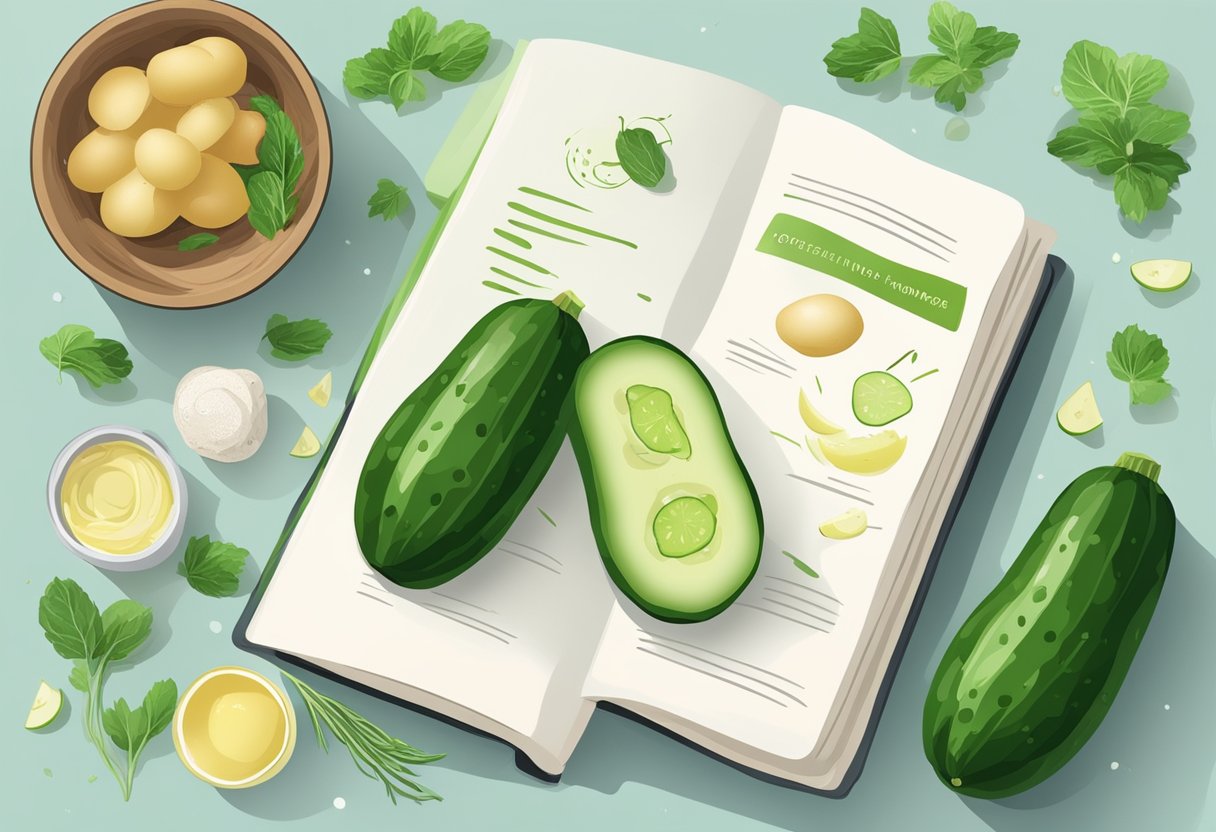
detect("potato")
[177,153,250,228]
[128,99,187,133]
[146,37,246,106]
[207,108,265,164]
[775,293,865,357]
[67,128,136,193]
[134,128,202,191]
[100,169,178,237]
[175,97,236,151]
[87,66,150,131]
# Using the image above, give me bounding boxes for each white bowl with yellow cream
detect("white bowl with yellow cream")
[174,666,296,789]
[47,425,187,571]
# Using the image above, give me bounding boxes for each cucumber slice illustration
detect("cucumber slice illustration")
[1130,259,1191,292]
[25,681,63,730]
[852,371,913,427]
[1057,381,1103,436]
[653,495,717,558]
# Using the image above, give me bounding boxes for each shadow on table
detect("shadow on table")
[97,83,428,404]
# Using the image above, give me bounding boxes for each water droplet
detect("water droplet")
[944,116,970,142]
[1111,252,1122,264]
[363,267,371,276]
[1110,761,1120,771]
[344,240,351,245]
[333,797,346,810]
[911,127,918,134]
[699,25,707,33]
[1164,704,1171,711]
[1037,473,1045,481]
[1052,85,1062,96]
[209,620,222,634]
[51,291,63,303]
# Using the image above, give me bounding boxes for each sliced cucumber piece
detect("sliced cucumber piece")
[26,681,63,730]
[1130,259,1192,292]
[852,371,913,427]
[653,496,716,558]
[819,508,868,540]
[1057,381,1103,436]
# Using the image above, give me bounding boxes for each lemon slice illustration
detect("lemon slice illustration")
[798,389,845,435]
[817,430,907,475]
[819,508,869,540]
[307,372,332,407]
[289,426,321,458]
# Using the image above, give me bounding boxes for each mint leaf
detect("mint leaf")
[102,698,146,752]
[927,2,977,63]
[1125,104,1190,146]
[246,171,288,239]
[615,125,667,188]
[262,314,332,361]
[178,534,250,597]
[259,111,304,195]
[99,599,152,662]
[345,7,490,109]
[368,178,410,221]
[388,7,438,68]
[429,21,491,82]
[1107,325,1172,404]
[823,8,903,83]
[38,578,105,661]
[102,680,175,755]
[1061,40,1168,117]
[909,3,1018,111]
[141,679,178,739]
[241,95,303,239]
[178,232,218,251]
[68,661,90,693]
[1105,141,1189,222]
[39,324,133,388]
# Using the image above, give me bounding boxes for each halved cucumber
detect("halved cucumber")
[1130,259,1191,293]
[1057,381,1102,436]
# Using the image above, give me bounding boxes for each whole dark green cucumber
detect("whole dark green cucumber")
[924,452,1175,798]
[355,292,589,588]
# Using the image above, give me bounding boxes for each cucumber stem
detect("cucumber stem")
[552,290,585,320]
[1115,451,1161,483]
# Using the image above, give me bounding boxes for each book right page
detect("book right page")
[583,105,1029,774]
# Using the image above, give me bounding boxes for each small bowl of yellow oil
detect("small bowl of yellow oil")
[174,666,297,789]
[47,425,188,572]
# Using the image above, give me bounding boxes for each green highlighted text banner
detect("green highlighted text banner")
[757,213,966,331]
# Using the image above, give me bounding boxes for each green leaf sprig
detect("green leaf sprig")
[237,95,304,239]
[178,232,219,251]
[1106,324,1172,405]
[368,178,411,221]
[39,324,133,388]
[38,579,176,801]
[823,3,1019,111]
[614,117,669,188]
[283,671,443,804]
[262,314,332,361]
[178,535,250,597]
[344,7,491,109]
[1047,41,1191,222]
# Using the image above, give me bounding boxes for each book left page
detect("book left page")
[243,39,781,775]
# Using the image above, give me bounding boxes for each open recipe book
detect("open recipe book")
[236,40,1058,795]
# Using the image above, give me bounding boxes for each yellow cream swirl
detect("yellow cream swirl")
[61,440,173,555]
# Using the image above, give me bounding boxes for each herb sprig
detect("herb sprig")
[237,95,304,239]
[368,178,410,221]
[1107,324,1172,405]
[178,535,249,597]
[283,671,443,804]
[262,314,332,361]
[1047,41,1191,222]
[40,324,133,388]
[344,7,491,109]
[615,117,669,188]
[38,579,176,801]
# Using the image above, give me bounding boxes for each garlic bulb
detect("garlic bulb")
[173,366,268,463]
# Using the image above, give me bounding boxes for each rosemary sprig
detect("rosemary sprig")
[282,671,444,804]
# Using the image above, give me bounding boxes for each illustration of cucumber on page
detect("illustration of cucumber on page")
[354,292,589,588]
[570,337,763,623]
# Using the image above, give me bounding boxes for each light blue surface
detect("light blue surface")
[3,2,1213,830]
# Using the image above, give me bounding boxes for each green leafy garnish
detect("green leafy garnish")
[177,535,249,597]
[39,324,133,388]
[262,314,332,361]
[1106,325,1172,405]
[239,95,303,239]
[283,671,443,804]
[344,8,491,109]
[615,119,668,188]
[368,178,410,221]
[37,578,175,801]
[823,8,903,83]
[907,2,1019,111]
[781,551,820,579]
[1047,41,1191,222]
[178,232,219,251]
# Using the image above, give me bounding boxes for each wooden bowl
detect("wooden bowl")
[31,0,332,308]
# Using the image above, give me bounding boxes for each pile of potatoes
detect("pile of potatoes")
[67,36,268,238]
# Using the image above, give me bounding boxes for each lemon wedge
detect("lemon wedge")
[307,372,332,407]
[798,389,845,435]
[817,430,907,475]
[289,426,320,458]
[26,681,64,730]
[819,508,868,540]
